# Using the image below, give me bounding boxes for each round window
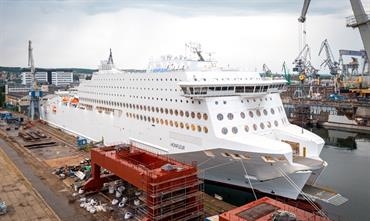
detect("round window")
[240,112,245,119]
[180,110,184,117]
[185,111,190,117]
[267,121,271,128]
[260,123,265,129]
[227,113,234,120]
[232,127,238,134]
[249,111,254,118]
[270,108,275,115]
[253,124,258,131]
[274,120,279,127]
[244,125,249,132]
[221,127,228,134]
[191,112,195,118]
[203,113,208,120]
[263,109,268,116]
[217,114,224,121]
[203,127,208,133]
[256,110,261,117]
[197,112,202,119]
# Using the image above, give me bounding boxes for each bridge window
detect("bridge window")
[236,86,244,93]
[245,87,254,93]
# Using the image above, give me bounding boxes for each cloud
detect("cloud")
[0,0,366,73]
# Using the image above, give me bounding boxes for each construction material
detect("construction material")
[84,144,203,221]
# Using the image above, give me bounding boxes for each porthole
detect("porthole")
[240,112,245,119]
[263,109,268,116]
[165,108,169,114]
[203,113,208,120]
[165,120,168,126]
[156,118,159,124]
[221,127,228,135]
[217,114,224,121]
[267,121,271,128]
[253,124,258,131]
[256,110,261,117]
[170,109,173,115]
[249,111,254,118]
[197,125,202,132]
[197,112,202,119]
[156,107,159,113]
[174,121,178,127]
[203,127,208,133]
[160,108,164,113]
[227,113,234,120]
[232,127,238,134]
[174,110,178,116]
[180,122,184,128]
[191,124,196,131]
[271,108,275,115]
[151,117,155,123]
[185,123,190,130]
[185,111,190,117]
[152,107,155,112]
[191,112,196,118]
[160,119,164,125]
[274,120,279,127]
[170,120,173,127]
[244,125,249,132]
[260,123,265,129]
[180,110,184,117]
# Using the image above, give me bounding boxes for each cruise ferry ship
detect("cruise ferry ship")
[40,44,344,202]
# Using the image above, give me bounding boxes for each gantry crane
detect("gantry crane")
[262,64,272,77]
[28,40,42,120]
[318,39,340,75]
[282,61,292,85]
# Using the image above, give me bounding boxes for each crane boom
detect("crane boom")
[298,0,311,23]
[318,39,340,75]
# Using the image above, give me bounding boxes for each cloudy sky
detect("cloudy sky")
[0,0,369,72]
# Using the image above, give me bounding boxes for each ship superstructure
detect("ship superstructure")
[41,44,340,201]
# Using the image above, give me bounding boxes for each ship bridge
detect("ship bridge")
[178,79,287,98]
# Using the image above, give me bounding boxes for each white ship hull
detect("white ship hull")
[40,47,329,200]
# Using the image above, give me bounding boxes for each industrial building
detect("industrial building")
[21,71,73,86]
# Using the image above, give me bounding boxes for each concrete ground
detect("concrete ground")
[0,145,59,221]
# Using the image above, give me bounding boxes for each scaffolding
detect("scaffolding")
[84,145,203,221]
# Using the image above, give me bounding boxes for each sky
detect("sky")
[0,0,369,73]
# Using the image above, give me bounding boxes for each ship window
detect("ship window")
[191,124,196,131]
[191,112,196,118]
[165,120,168,126]
[253,124,258,131]
[235,86,244,93]
[174,110,178,116]
[156,107,159,113]
[152,107,155,112]
[185,111,190,117]
[180,110,184,117]
[274,120,279,127]
[197,125,202,132]
[240,112,245,119]
[185,123,190,130]
[221,127,228,135]
[271,108,275,115]
[169,120,173,127]
[152,117,155,123]
[143,116,147,121]
[165,108,169,114]
[267,121,272,128]
[227,113,234,120]
[203,113,208,120]
[197,112,202,119]
[180,122,184,128]
[245,86,254,93]
[260,123,265,129]
[217,114,224,121]
[249,111,254,118]
[263,109,268,116]
[174,121,178,127]
[244,125,249,132]
[160,108,164,113]
[203,126,208,133]
[256,110,261,117]
[232,127,238,134]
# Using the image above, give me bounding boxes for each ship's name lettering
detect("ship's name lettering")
[170,143,185,150]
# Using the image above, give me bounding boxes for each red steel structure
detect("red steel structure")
[84,145,203,221]
[219,197,331,221]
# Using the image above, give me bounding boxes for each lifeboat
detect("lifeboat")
[62,97,69,104]
[70,97,79,106]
